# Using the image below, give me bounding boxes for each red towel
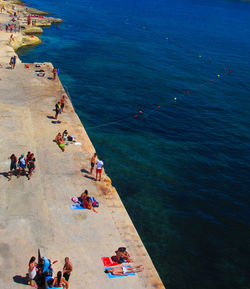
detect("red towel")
[101,257,120,267]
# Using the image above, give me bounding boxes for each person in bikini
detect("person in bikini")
[90,152,96,174]
[104,265,144,276]
[83,196,98,213]
[52,271,68,289]
[60,95,66,112]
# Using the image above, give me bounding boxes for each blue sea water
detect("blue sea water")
[18,0,250,288]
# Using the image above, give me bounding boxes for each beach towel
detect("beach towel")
[101,257,120,267]
[71,204,86,210]
[105,266,135,279]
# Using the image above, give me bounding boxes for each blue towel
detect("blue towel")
[105,266,135,278]
[71,204,86,210]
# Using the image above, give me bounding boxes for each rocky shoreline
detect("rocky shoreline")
[0,0,62,51]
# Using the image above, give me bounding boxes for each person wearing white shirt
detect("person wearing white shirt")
[96,158,104,181]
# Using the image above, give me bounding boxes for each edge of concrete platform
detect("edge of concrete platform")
[54,68,166,289]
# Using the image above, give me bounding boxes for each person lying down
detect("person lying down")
[104,265,144,276]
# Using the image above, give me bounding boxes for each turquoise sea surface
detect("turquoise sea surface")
[18,0,250,288]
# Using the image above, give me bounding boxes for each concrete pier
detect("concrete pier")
[0,62,165,289]
[0,3,165,289]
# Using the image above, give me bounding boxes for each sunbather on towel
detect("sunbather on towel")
[104,265,144,276]
[83,196,98,213]
[115,247,133,263]
[78,190,88,204]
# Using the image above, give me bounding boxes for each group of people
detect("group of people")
[54,95,65,120]
[8,152,36,180]
[28,256,73,288]
[55,130,75,152]
[73,189,99,213]
[90,153,104,181]
[105,247,144,276]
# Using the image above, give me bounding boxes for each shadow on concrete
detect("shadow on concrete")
[47,115,54,119]
[51,121,61,124]
[0,171,9,179]
[13,274,29,285]
[81,168,89,174]
[84,174,96,181]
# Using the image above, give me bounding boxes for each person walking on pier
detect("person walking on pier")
[17,154,26,178]
[8,154,17,181]
[63,257,73,281]
[96,158,104,181]
[90,152,97,174]
[27,154,36,180]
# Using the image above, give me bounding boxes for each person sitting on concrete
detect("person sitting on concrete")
[52,271,68,289]
[115,247,133,263]
[83,196,98,213]
[104,265,144,276]
[78,190,88,204]
[62,130,68,141]
[55,133,65,152]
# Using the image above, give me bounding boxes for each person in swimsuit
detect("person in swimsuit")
[53,67,57,80]
[27,154,36,180]
[28,256,38,288]
[104,265,144,276]
[63,257,73,281]
[18,154,26,178]
[90,153,96,175]
[52,271,68,289]
[55,102,61,120]
[60,96,66,112]
[78,190,88,204]
[115,247,133,263]
[96,158,104,181]
[83,196,98,213]
[8,153,17,181]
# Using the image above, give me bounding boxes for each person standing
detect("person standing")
[13,55,16,69]
[60,95,65,112]
[63,257,73,281]
[55,102,61,120]
[17,154,26,178]
[28,256,38,288]
[10,57,14,69]
[53,67,57,80]
[96,158,104,181]
[27,154,36,180]
[8,154,17,181]
[90,153,96,174]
